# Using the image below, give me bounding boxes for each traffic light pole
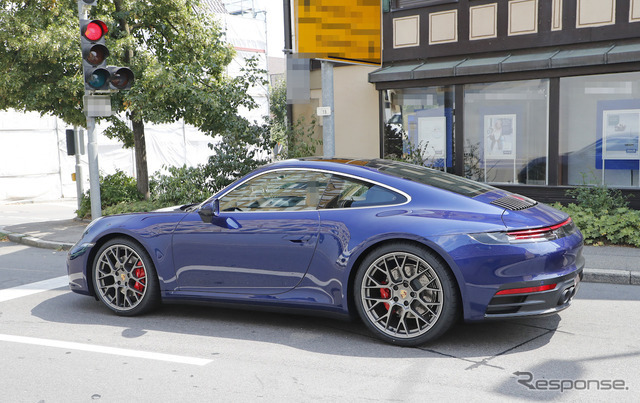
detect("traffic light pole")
[86,117,101,219]
[78,0,102,219]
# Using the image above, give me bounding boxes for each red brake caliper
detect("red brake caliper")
[133,261,146,292]
[380,281,391,311]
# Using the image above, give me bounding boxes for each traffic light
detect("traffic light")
[78,1,135,94]
[80,19,110,90]
[107,66,134,90]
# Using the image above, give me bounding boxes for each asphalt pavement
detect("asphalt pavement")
[0,199,639,286]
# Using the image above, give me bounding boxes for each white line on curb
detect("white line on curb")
[0,334,213,366]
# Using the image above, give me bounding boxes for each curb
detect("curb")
[583,268,640,286]
[1,229,75,251]
[1,229,638,286]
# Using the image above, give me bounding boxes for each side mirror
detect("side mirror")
[197,199,239,229]
[197,199,219,223]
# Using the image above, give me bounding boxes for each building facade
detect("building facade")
[370,0,640,206]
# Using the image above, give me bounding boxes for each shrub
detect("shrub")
[565,184,629,212]
[552,181,640,246]
[554,203,640,247]
[103,199,168,216]
[152,165,211,206]
[76,170,143,219]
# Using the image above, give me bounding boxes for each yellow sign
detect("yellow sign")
[295,0,381,65]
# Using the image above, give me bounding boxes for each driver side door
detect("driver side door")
[172,169,331,295]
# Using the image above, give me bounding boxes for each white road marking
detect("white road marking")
[0,334,213,366]
[0,276,68,303]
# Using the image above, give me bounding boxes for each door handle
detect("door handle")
[283,234,312,243]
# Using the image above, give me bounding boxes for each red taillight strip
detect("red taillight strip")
[496,284,557,295]
[507,218,572,240]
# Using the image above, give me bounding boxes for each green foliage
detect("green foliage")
[204,121,275,193]
[0,0,85,126]
[152,165,210,205]
[552,203,640,247]
[77,170,143,218]
[565,184,629,212]
[269,80,321,159]
[103,199,167,216]
[551,178,638,246]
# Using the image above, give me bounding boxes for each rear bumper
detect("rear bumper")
[484,269,582,319]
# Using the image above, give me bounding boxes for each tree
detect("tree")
[0,0,265,198]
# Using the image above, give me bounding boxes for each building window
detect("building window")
[559,72,640,187]
[463,80,549,185]
[392,0,458,10]
[382,87,455,172]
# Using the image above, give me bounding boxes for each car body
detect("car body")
[67,158,584,346]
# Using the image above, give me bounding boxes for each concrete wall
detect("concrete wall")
[293,64,380,159]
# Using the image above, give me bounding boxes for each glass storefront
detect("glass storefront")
[559,72,640,187]
[463,80,549,185]
[382,87,454,173]
[380,73,640,191]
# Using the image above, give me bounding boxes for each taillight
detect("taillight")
[470,218,577,244]
[507,218,573,242]
[495,284,556,295]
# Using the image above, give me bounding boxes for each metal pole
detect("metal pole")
[87,117,101,219]
[74,126,84,211]
[321,60,335,158]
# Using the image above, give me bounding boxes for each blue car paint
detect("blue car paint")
[67,158,584,322]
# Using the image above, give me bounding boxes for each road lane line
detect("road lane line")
[0,334,213,366]
[0,276,68,303]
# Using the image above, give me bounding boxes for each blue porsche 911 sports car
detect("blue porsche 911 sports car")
[67,158,584,346]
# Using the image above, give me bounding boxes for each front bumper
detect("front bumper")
[484,269,582,319]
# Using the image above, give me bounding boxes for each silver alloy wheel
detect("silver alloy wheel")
[95,244,148,311]
[360,251,443,339]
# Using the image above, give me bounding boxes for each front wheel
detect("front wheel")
[354,243,460,346]
[92,238,160,316]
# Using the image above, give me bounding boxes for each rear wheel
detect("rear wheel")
[354,243,459,346]
[92,238,160,316]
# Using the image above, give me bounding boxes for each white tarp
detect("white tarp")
[0,109,218,202]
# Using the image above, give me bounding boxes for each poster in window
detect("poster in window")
[484,114,516,160]
[418,116,446,161]
[602,109,640,160]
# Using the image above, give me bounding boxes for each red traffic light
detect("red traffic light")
[82,20,108,41]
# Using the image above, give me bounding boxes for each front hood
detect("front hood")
[154,204,185,212]
[153,203,200,213]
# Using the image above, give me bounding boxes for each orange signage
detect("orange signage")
[295,0,381,65]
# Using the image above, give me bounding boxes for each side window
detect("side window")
[219,170,331,212]
[319,175,407,209]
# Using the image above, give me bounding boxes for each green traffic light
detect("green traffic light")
[87,69,109,89]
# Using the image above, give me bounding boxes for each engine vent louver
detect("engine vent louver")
[490,195,538,211]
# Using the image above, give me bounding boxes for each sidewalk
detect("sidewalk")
[1,200,639,286]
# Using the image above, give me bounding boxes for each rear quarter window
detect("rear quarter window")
[319,175,407,209]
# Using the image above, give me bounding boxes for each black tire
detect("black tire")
[92,237,160,316]
[354,242,460,346]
